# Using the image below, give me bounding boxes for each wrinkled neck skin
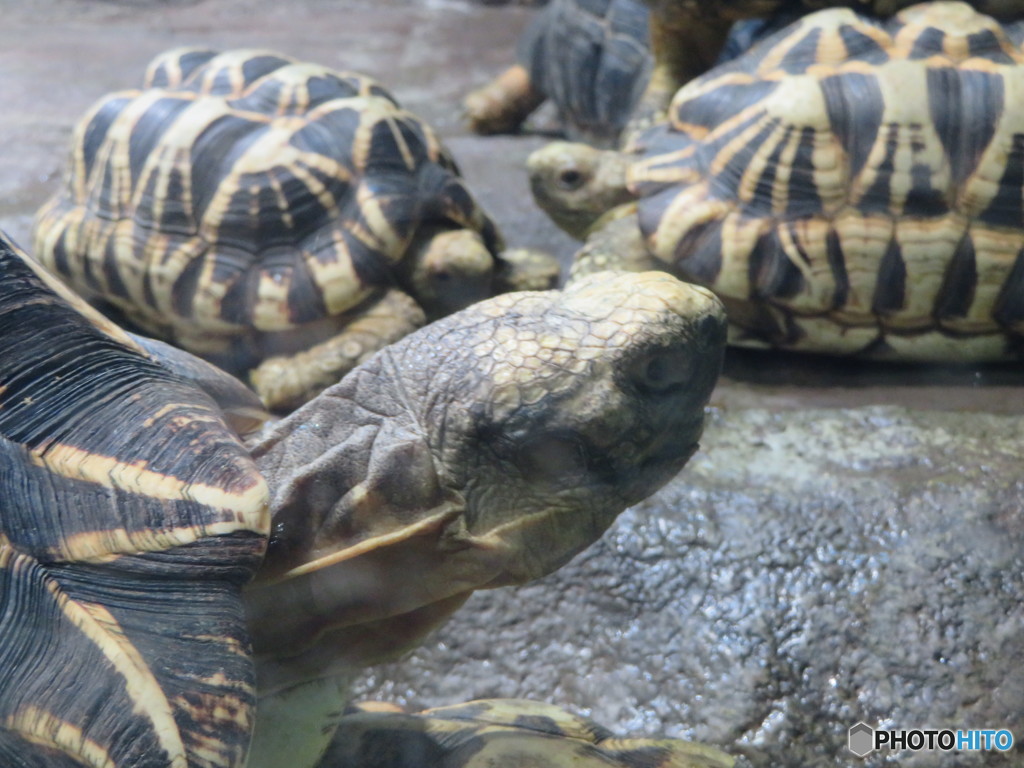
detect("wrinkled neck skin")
[244,343,469,670]
[240,342,490,768]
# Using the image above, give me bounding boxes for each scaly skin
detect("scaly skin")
[526,141,658,281]
[245,270,726,768]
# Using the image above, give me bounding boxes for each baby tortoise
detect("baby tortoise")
[33,48,558,413]
[464,0,653,146]
[530,2,1024,360]
[0,229,725,768]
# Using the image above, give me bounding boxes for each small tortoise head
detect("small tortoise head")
[403,227,497,320]
[247,270,725,688]
[527,142,635,239]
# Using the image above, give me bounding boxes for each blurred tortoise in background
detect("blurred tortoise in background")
[33,47,558,413]
[464,0,653,147]
[530,2,1024,360]
[0,228,727,768]
[466,0,1024,145]
[462,0,799,147]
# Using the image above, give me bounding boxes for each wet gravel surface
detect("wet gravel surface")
[4,2,1024,766]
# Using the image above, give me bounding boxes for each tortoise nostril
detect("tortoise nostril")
[632,349,693,393]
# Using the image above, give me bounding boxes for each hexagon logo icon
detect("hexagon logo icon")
[848,722,875,757]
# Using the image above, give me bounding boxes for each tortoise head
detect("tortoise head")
[423,270,727,585]
[527,141,636,239]
[246,270,725,691]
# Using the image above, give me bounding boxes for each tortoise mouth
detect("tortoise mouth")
[465,439,704,590]
[641,406,706,468]
[635,435,700,496]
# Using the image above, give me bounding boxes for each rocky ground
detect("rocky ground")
[356,406,1024,768]
[4,2,1023,766]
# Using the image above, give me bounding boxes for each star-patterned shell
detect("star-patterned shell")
[633,2,1024,358]
[0,231,268,768]
[33,48,505,394]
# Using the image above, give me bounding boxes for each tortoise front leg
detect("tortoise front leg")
[248,290,425,413]
[569,210,665,281]
[464,64,546,135]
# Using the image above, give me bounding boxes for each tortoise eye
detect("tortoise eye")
[556,168,585,190]
[516,432,589,485]
[629,348,694,394]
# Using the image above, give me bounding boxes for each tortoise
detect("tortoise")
[462,0,805,147]
[633,0,1024,130]
[324,699,735,768]
[32,47,558,414]
[528,1,1024,360]
[463,0,653,147]
[0,228,727,767]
